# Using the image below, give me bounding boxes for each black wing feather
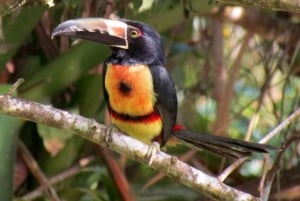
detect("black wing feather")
[150,65,177,147]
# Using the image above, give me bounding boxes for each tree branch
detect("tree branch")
[0,94,260,201]
[216,0,300,13]
[210,7,300,49]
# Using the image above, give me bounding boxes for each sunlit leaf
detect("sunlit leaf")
[138,0,155,13]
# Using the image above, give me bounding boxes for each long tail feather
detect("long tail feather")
[173,128,276,158]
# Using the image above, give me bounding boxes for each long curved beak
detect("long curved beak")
[51,18,129,49]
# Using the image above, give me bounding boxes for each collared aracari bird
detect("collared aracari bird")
[52,18,275,158]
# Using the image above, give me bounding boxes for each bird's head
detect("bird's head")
[52,18,165,65]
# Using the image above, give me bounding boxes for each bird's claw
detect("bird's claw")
[105,124,118,146]
[146,141,160,166]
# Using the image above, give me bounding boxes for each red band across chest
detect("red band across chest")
[108,104,161,123]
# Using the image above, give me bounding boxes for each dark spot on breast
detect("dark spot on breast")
[119,81,132,95]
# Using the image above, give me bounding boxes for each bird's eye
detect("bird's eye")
[130,29,141,38]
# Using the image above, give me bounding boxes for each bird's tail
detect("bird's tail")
[172,128,276,158]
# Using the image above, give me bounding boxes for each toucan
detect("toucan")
[52,18,275,158]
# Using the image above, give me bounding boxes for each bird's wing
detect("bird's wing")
[150,65,177,146]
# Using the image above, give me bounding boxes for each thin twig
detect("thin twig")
[260,135,300,201]
[258,155,270,197]
[8,78,24,95]
[219,106,300,182]
[260,107,300,144]
[96,147,136,201]
[217,33,254,181]
[22,156,95,200]
[18,141,61,201]
[218,157,248,182]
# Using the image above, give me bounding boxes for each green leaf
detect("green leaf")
[35,108,84,174]
[0,5,45,68]
[0,84,22,200]
[0,115,22,201]
[37,124,73,157]
[19,41,109,101]
[77,74,104,118]
[39,135,84,175]
[129,1,213,32]
[64,188,105,201]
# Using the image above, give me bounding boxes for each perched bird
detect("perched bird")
[52,18,275,158]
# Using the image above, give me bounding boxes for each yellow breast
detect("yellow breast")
[110,117,162,144]
[105,63,156,116]
[104,63,162,144]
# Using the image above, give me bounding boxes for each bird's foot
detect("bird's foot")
[146,141,160,166]
[105,124,118,146]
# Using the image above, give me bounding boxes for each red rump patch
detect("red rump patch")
[172,124,184,132]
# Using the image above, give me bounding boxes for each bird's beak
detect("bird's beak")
[51,18,129,49]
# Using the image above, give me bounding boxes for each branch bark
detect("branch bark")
[0,94,261,201]
[216,0,300,13]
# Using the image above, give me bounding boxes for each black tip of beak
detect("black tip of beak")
[51,20,82,39]
[51,19,107,43]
